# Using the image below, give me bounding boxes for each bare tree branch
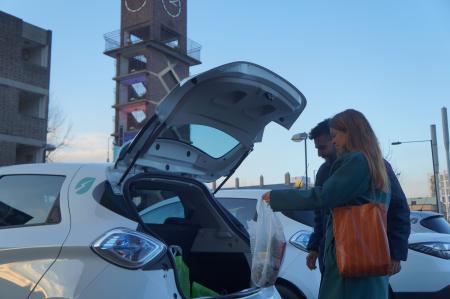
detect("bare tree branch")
[46,101,73,162]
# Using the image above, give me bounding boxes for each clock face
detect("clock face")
[161,0,182,18]
[125,0,147,13]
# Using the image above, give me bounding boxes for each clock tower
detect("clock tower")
[104,0,201,155]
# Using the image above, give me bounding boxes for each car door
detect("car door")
[0,167,77,299]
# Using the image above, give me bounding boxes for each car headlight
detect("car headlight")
[409,242,450,260]
[289,230,311,252]
[91,228,166,269]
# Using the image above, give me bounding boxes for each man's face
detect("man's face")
[313,134,336,162]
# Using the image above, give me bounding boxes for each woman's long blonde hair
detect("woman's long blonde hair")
[329,109,389,192]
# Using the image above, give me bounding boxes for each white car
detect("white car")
[215,189,450,299]
[410,211,450,234]
[0,62,307,299]
[215,189,321,299]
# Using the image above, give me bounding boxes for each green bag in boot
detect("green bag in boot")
[175,255,191,299]
[191,281,219,298]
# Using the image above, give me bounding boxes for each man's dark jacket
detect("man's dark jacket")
[307,159,411,273]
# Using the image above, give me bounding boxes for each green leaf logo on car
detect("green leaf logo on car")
[75,177,96,195]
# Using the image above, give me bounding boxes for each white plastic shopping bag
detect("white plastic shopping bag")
[248,199,286,287]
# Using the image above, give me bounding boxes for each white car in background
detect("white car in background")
[410,211,450,234]
[0,62,307,299]
[215,189,450,299]
[215,189,321,299]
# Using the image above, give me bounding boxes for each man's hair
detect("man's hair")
[309,119,331,140]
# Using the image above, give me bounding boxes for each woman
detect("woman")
[263,109,390,299]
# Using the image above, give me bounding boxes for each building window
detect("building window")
[127,109,146,131]
[128,82,147,100]
[129,55,147,73]
[18,91,45,118]
[22,40,49,68]
[15,144,41,164]
[161,26,180,49]
[124,25,150,46]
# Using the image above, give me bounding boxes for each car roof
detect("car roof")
[215,188,269,199]
[0,163,110,176]
[409,232,450,243]
[410,210,442,219]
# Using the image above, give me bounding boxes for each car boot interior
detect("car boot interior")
[124,175,253,295]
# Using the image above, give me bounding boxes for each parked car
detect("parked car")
[215,189,320,299]
[410,211,450,234]
[0,61,307,299]
[215,188,450,299]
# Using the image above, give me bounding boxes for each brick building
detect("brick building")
[0,11,52,166]
[103,0,201,158]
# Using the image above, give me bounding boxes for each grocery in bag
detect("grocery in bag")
[248,200,286,287]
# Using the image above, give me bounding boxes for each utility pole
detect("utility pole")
[441,107,450,219]
[431,125,441,213]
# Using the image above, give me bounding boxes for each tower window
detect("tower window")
[127,109,146,131]
[128,82,147,100]
[125,26,150,46]
[129,55,147,73]
[161,26,179,49]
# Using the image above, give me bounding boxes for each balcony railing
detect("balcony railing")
[104,29,201,62]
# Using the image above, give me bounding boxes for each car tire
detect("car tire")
[275,284,305,299]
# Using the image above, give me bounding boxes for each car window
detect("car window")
[420,216,450,234]
[160,124,239,158]
[216,197,256,229]
[135,190,185,224]
[0,175,65,228]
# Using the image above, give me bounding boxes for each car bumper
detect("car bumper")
[208,287,281,299]
[395,285,450,299]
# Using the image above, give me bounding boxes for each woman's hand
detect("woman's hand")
[389,260,401,275]
[262,191,271,204]
[306,251,318,270]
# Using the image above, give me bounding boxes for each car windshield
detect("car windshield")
[160,124,239,158]
[420,215,450,234]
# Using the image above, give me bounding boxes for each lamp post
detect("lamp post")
[292,132,309,190]
[107,136,113,163]
[392,139,440,212]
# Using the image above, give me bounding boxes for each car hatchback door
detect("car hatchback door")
[113,61,307,185]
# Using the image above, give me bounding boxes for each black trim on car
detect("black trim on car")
[123,173,250,243]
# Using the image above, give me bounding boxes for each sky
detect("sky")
[1,0,450,197]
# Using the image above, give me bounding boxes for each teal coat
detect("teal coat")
[270,152,390,299]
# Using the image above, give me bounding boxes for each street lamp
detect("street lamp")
[391,139,440,212]
[292,132,309,190]
[107,136,114,163]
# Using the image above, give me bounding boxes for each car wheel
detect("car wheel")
[275,284,305,299]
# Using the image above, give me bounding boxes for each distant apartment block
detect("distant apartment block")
[408,197,437,212]
[0,11,52,166]
[429,171,450,219]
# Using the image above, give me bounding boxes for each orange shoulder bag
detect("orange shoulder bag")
[332,202,391,278]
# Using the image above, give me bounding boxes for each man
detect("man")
[306,119,411,277]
